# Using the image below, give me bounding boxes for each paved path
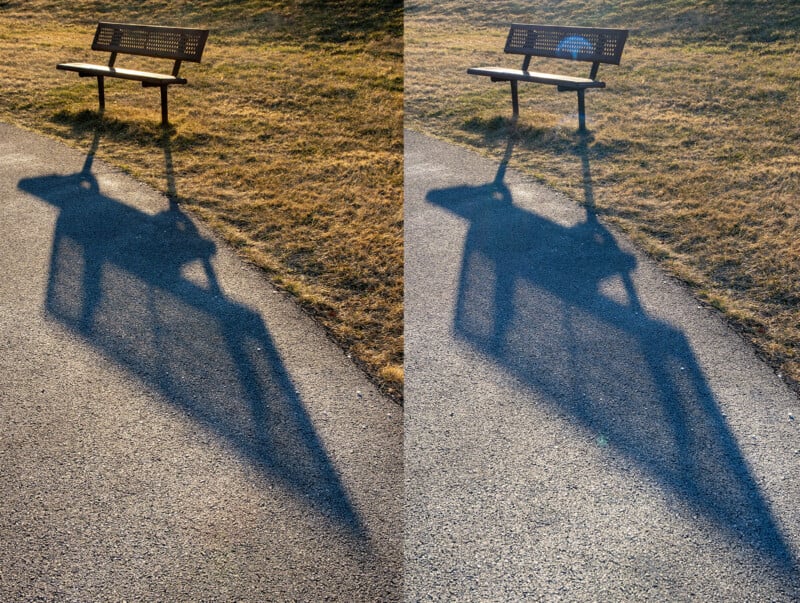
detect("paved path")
[405,129,800,601]
[0,123,401,601]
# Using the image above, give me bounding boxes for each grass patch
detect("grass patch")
[0,0,403,400]
[406,0,800,392]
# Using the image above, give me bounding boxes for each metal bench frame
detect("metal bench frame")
[468,24,628,131]
[57,22,209,126]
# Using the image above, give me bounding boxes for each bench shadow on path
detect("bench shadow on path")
[18,130,364,538]
[426,133,798,572]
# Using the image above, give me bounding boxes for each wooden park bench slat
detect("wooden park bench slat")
[468,24,628,131]
[57,22,209,126]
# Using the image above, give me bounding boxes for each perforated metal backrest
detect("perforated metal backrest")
[505,24,628,65]
[92,22,209,62]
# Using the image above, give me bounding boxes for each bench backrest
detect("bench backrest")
[92,22,209,62]
[505,24,628,65]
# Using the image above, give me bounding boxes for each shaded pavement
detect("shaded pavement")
[0,123,401,601]
[404,129,800,601]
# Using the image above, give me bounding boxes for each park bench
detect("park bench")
[468,24,628,131]
[57,22,209,126]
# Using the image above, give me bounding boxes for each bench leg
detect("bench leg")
[160,86,169,126]
[97,76,105,111]
[577,89,586,132]
[510,80,519,121]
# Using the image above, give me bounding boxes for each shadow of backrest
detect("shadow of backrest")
[426,160,797,571]
[18,167,363,535]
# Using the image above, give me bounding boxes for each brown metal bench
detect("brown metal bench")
[468,24,628,131]
[57,22,209,126]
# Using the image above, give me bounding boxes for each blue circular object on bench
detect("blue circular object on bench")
[557,35,593,59]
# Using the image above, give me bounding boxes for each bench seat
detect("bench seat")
[466,67,605,90]
[57,63,187,86]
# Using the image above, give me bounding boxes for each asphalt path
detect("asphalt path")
[0,122,401,601]
[404,129,800,601]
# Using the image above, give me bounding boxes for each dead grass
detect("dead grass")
[0,0,403,400]
[406,0,800,392]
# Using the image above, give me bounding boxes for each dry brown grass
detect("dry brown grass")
[406,0,800,392]
[0,0,403,400]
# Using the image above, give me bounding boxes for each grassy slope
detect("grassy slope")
[406,0,800,391]
[0,0,403,399]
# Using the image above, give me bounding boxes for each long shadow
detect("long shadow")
[426,132,798,571]
[18,129,364,537]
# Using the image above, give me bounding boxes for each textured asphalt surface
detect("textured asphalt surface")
[0,122,401,601]
[405,129,800,601]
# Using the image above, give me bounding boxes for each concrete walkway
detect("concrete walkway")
[0,123,401,601]
[405,129,800,601]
